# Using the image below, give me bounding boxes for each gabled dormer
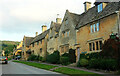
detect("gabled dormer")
[94,2,108,12]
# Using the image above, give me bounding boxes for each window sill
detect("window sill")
[88,50,102,53]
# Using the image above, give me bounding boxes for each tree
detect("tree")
[100,34,120,69]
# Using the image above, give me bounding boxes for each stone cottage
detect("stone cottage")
[59,10,80,55]
[75,2,120,62]
[22,36,34,60]
[47,18,61,54]
[30,25,49,60]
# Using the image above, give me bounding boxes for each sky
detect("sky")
[0,0,95,41]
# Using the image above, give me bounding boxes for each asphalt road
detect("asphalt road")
[1,61,66,76]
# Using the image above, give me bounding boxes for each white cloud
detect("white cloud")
[0,0,96,41]
[9,0,95,22]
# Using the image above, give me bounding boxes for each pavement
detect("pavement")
[1,61,67,76]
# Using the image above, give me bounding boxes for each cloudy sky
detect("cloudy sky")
[0,0,95,41]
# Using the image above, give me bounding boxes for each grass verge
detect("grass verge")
[13,60,102,76]
[12,60,57,70]
[53,67,102,76]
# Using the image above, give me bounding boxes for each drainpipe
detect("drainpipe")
[115,11,120,70]
[115,11,120,38]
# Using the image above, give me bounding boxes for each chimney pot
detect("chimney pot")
[42,25,47,33]
[36,32,38,36]
[56,18,62,24]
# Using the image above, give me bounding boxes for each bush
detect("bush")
[61,53,69,57]
[80,52,102,60]
[88,59,100,69]
[36,55,42,61]
[88,59,118,71]
[60,57,70,65]
[27,54,42,61]
[27,54,37,61]
[79,59,89,67]
[46,51,60,64]
[61,49,76,64]
[101,37,120,59]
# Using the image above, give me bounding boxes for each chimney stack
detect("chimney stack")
[84,2,91,12]
[36,32,38,36]
[56,18,62,24]
[42,25,47,33]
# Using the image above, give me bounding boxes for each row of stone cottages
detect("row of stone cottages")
[21,1,120,62]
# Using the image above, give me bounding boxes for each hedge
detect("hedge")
[46,51,60,64]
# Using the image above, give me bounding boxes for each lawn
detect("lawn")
[12,60,58,70]
[8,58,12,61]
[53,67,102,76]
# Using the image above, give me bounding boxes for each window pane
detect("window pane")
[93,42,95,51]
[96,23,99,31]
[100,4,103,11]
[89,43,92,51]
[98,3,103,12]
[41,41,42,44]
[37,42,39,45]
[99,41,102,50]
[91,25,93,33]
[94,24,96,32]
[98,5,100,12]
[96,41,99,50]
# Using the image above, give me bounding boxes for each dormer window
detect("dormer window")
[98,3,103,12]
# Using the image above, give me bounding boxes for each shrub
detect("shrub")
[80,59,89,67]
[60,57,70,65]
[77,58,89,67]
[80,52,102,60]
[88,59,118,71]
[61,53,69,57]
[101,36,120,59]
[27,54,38,61]
[61,49,76,63]
[46,51,60,64]
[36,55,42,61]
[88,58,100,69]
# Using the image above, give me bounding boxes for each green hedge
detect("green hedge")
[60,57,70,65]
[88,59,118,71]
[61,49,76,64]
[80,52,102,59]
[27,54,42,61]
[77,58,89,67]
[46,51,60,64]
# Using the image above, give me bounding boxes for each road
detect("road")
[1,61,66,76]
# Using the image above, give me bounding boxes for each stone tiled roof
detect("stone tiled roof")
[69,12,81,26]
[31,29,49,44]
[54,23,61,33]
[76,2,120,29]
[50,22,61,33]
[25,37,34,47]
